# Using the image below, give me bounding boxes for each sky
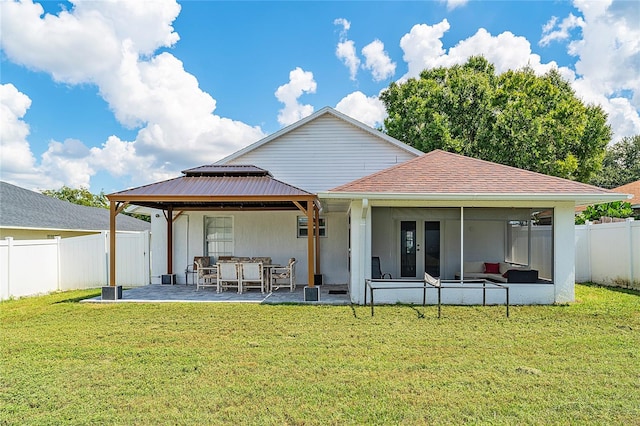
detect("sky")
[1,0,639,194]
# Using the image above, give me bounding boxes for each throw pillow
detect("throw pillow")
[484,262,500,274]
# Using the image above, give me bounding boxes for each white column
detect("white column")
[554,202,575,303]
[348,199,371,305]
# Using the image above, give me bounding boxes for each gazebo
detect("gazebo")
[105,165,322,300]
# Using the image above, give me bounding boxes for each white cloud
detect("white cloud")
[333,17,350,33]
[334,18,360,81]
[0,84,52,189]
[543,0,640,140]
[0,84,34,171]
[337,39,361,81]
[362,39,396,81]
[335,91,387,128]
[443,0,469,11]
[275,67,317,126]
[540,13,585,47]
[401,22,561,79]
[0,0,264,191]
[399,20,451,80]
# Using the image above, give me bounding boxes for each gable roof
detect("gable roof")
[612,180,640,207]
[215,106,422,164]
[322,150,627,205]
[107,165,316,210]
[0,181,150,233]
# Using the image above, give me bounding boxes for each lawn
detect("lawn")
[1,284,638,425]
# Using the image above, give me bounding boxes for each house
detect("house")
[613,180,640,215]
[0,181,150,240]
[106,107,625,304]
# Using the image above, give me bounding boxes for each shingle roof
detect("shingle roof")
[612,180,639,207]
[0,181,151,232]
[328,150,622,203]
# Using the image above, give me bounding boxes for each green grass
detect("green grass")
[1,284,639,425]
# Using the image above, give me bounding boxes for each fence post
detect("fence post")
[55,236,61,291]
[628,219,635,286]
[6,237,13,299]
[586,221,592,282]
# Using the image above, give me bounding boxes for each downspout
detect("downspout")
[528,219,532,267]
[460,207,464,281]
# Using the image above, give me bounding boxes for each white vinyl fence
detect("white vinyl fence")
[1,231,150,300]
[575,219,639,289]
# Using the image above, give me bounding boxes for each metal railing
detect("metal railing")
[365,278,510,318]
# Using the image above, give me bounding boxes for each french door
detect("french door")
[400,220,441,278]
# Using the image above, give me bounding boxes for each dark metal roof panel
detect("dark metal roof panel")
[181,164,270,176]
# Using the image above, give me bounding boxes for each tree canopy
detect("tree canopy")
[589,135,640,189]
[43,185,151,222]
[42,186,108,208]
[380,56,612,182]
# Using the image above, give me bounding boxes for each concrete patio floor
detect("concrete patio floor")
[82,283,351,305]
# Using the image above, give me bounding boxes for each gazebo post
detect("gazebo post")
[162,205,176,285]
[102,201,122,300]
[314,202,321,286]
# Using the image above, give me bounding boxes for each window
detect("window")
[297,216,327,238]
[205,216,233,258]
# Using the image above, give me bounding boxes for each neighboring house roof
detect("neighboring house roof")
[107,165,316,210]
[612,180,639,207]
[322,150,626,205]
[0,181,151,232]
[216,106,422,164]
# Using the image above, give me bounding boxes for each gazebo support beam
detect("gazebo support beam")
[102,201,123,300]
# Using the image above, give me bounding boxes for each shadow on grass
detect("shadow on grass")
[579,282,640,297]
[54,291,101,304]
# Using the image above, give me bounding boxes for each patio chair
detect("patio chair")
[195,257,217,291]
[239,262,265,293]
[372,256,392,279]
[271,258,296,292]
[217,262,240,293]
[186,256,207,285]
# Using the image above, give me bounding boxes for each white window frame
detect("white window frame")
[297,216,327,238]
[204,216,234,259]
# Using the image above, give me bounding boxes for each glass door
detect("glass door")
[400,221,417,277]
[400,220,441,278]
[424,221,441,277]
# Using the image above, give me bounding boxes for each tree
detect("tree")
[42,185,150,222]
[575,201,634,224]
[380,56,612,182]
[42,186,108,208]
[589,135,640,189]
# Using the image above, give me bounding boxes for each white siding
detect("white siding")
[153,210,350,286]
[224,115,418,193]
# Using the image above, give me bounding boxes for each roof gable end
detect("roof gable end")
[216,106,422,164]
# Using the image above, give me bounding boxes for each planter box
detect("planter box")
[161,274,176,285]
[304,286,320,302]
[102,285,122,300]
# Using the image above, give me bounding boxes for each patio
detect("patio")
[83,284,351,304]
